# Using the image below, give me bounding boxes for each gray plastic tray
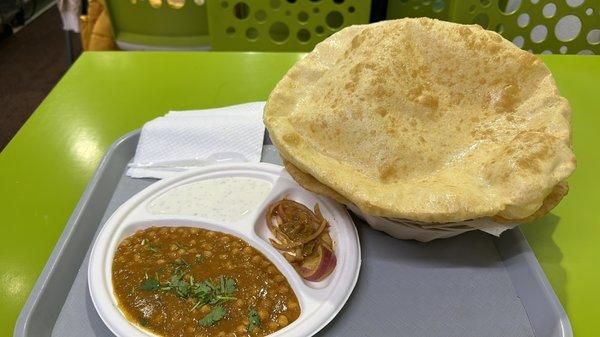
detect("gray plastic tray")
[15,130,572,337]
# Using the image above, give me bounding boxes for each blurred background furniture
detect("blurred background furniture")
[206,0,371,51]
[0,0,37,28]
[78,0,115,51]
[386,0,599,55]
[104,0,210,50]
[0,0,55,37]
[67,0,598,54]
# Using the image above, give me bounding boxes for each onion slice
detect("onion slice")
[266,198,337,282]
[269,220,327,250]
[298,244,337,282]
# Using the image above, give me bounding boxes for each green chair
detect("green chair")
[386,0,599,54]
[206,0,372,51]
[104,0,210,50]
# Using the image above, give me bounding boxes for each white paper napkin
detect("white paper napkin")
[127,102,266,179]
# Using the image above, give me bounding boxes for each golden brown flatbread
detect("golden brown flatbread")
[265,18,575,222]
[284,158,568,223]
[283,159,350,204]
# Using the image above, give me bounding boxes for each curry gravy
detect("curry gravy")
[112,226,300,337]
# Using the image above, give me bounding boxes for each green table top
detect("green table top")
[0,52,598,337]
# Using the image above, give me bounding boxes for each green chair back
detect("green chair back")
[206,0,372,51]
[387,0,599,54]
[105,0,210,49]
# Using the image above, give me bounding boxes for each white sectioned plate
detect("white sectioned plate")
[88,162,361,337]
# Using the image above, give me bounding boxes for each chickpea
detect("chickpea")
[268,321,279,330]
[242,318,250,325]
[251,255,262,264]
[236,325,246,333]
[287,300,299,310]
[200,304,211,314]
[258,309,268,321]
[277,315,289,327]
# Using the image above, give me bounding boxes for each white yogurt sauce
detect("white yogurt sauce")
[147,177,272,222]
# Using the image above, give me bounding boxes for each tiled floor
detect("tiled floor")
[0,5,81,151]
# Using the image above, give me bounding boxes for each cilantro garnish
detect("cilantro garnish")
[198,306,227,326]
[173,258,190,268]
[172,258,191,277]
[247,307,261,332]
[219,275,236,295]
[170,274,190,298]
[143,271,237,310]
[141,278,160,291]
[191,277,237,306]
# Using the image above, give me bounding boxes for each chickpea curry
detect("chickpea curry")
[112,227,301,337]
